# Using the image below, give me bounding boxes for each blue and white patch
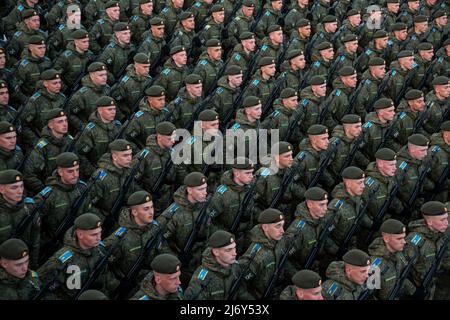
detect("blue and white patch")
[399,161,408,171]
[391,70,397,76]
[138,295,150,300]
[114,227,127,237]
[335,89,341,97]
[271,110,280,118]
[98,19,105,25]
[234,54,241,61]
[365,79,372,85]
[162,68,171,75]
[265,10,270,16]
[198,268,208,281]
[431,145,441,153]
[296,220,306,230]
[58,251,73,264]
[14,31,22,38]
[410,234,422,246]
[86,122,95,130]
[58,24,65,31]
[39,186,52,197]
[363,121,373,129]
[371,258,382,269]
[327,282,338,296]
[31,92,41,100]
[135,110,144,118]
[216,87,224,94]
[122,75,129,83]
[24,197,35,204]
[300,99,309,107]
[313,61,321,68]
[399,111,406,119]
[98,170,108,181]
[187,136,197,145]
[252,79,260,86]
[365,177,375,187]
[365,49,373,55]
[37,139,48,149]
[261,44,268,51]
[231,123,241,132]
[18,5,24,11]
[260,168,271,178]
[297,151,305,161]
[168,203,179,213]
[199,59,208,66]
[216,185,228,194]
[334,199,344,209]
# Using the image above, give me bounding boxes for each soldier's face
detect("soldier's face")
[341,74,358,88]
[436,16,448,27]
[344,40,359,54]
[425,214,449,233]
[269,30,283,45]
[155,271,182,293]
[375,37,388,49]
[0,131,17,151]
[291,55,306,70]
[0,256,29,279]
[74,37,90,52]
[25,16,40,30]
[263,221,285,241]
[271,0,283,11]
[208,46,222,61]
[310,133,329,151]
[434,84,450,99]
[345,265,369,285]
[377,159,397,177]
[132,201,154,226]
[201,120,220,135]
[387,3,400,13]
[298,0,309,6]
[312,83,327,97]
[369,65,386,79]
[116,30,131,45]
[382,232,406,252]
[157,133,175,148]
[29,44,46,59]
[296,286,324,300]
[106,7,120,21]
[233,168,254,185]
[242,6,254,17]
[151,25,165,38]
[408,144,428,160]
[306,199,328,218]
[97,106,116,123]
[344,178,365,196]
[343,122,362,139]
[349,14,361,27]
[172,0,184,9]
[409,96,425,111]
[0,53,5,68]
[0,87,9,105]
[187,83,203,98]
[67,10,81,27]
[398,56,415,70]
[140,2,153,15]
[408,1,420,10]
[283,96,299,109]
[112,149,133,168]
[378,106,396,122]
[149,95,166,110]
[213,242,237,266]
[172,51,188,66]
[242,38,256,52]
[90,70,108,86]
[229,74,243,87]
[394,29,408,41]
[77,228,102,249]
[245,104,262,121]
[0,181,24,204]
[43,78,62,94]
[419,49,434,62]
[262,63,276,77]
[57,165,80,185]
[181,18,195,31]
[187,183,208,203]
[48,116,69,135]
[276,151,294,168]
[299,26,311,38]
[213,11,225,23]
[320,48,334,61]
[324,22,338,33]
[135,62,151,76]
[415,22,428,33]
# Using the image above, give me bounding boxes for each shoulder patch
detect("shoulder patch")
[313,61,321,68]
[335,89,341,97]
[300,99,309,107]
[365,79,372,85]
[216,184,228,194]
[261,44,268,51]
[265,10,270,16]
[36,139,48,149]
[98,19,105,25]
[365,177,375,187]
[138,294,150,300]
[199,59,208,66]
[86,122,95,130]
[297,151,305,161]
[271,110,281,118]
[399,161,408,171]
[31,92,41,100]
[363,121,373,129]
[168,202,179,213]
[231,123,241,132]
[198,268,209,281]
[114,227,127,237]
[24,197,35,204]
[365,49,373,55]
[187,136,197,145]
[334,199,344,209]
[80,87,88,93]
[371,257,382,269]
[58,250,73,264]
[14,31,23,38]
[260,168,271,177]
[251,79,260,86]
[135,110,144,118]
[162,68,171,75]
[18,5,24,11]
[410,234,422,246]
[431,145,441,153]
[216,87,224,94]
[20,59,29,67]
[64,50,73,58]
[39,186,52,197]
[399,111,406,119]
[58,24,65,31]
[327,282,339,296]
[234,53,241,61]
[121,75,129,83]
[296,219,306,230]
[98,170,108,181]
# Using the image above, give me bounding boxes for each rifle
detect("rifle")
[387,252,418,300]
[15,151,30,172]
[308,138,341,188]
[412,102,431,134]
[317,90,338,125]
[427,162,449,202]
[394,66,417,106]
[378,116,400,149]
[261,77,284,119]
[417,58,438,90]
[327,54,345,85]
[342,79,366,116]
[367,71,392,113]
[339,133,365,176]
[284,99,307,142]
[357,287,373,300]
[330,25,346,46]
[64,125,87,153]
[74,227,127,300]
[10,186,53,239]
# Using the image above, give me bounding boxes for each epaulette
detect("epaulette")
[265,10,270,16]
[296,219,306,230]
[187,136,197,145]
[411,35,417,41]
[174,96,183,105]
[98,170,108,181]
[58,250,73,264]
[216,185,228,194]
[198,268,208,281]
[234,53,241,61]
[365,79,372,85]
[14,31,22,38]
[139,295,150,300]
[135,110,144,118]
[86,122,95,130]
[365,49,373,56]
[334,199,344,209]
[168,203,179,213]
[131,15,139,21]
[162,8,169,13]
[162,68,171,75]
[251,79,260,86]
[99,241,105,247]
[297,151,305,161]
[260,168,271,177]
[399,161,408,171]
[20,59,29,67]
[326,282,341,298]
[231,123,241,131]
[365,177,375,187]
[107,42,116,48]
[371,257,382,269]
[410,233,422,246]
[319,32,324,38]
[412,62,418,69]
[39,186,52,197]
[438,57,443,63]
[363,121,373,129]
[261,44,268,51]
[58,24,65,31]
[114,227,127,237]
[399,111,406,119]
[271,110,281,118]
[199,59,208,66]
[36,139,48,149]
[80,87,88,93]
[98,19,105,25]
[122,75,129,83]
[431,145,441,153]
[151,220,159,226]
[216,87,224,94]
[300,98,309,107]
[387,40,393,46]
[15,145,21,151]
[24,197,35,204]
[335,89,341,96]
[18,5,24,11]
[313,61,321,68]
[31,92,41,100]
[114,120,121,126]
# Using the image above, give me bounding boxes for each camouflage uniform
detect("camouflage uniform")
[429,132,450,203]
[263,100,304,145]
[83,0,109,29]
[198,20,223,46]
[154,59,189,102]
[0,146,24,172]
[326,78,355,124]
[193,52,224,95]
[386,62,418,103]
[210,76,240,121]
[98,40,136,82]
[392,101,429,146]
[47,24,88,60]
[0,269,40,300]
[227,10,254,48]
[254,7,282,40]
[129,11,152,43]
[3,1,44,38]
[284,4,308,37]
[228,44,255,75]
[131,271,185,300]
[138,31,167,64]
[159,4,183,36]
[6,22,47,65]
[168,87,202,129]
[298,87,335,134]
[88,17,116,54]
[353,71,386,121]
[46,0,79,29]
[244,72,276,107]
[423,91,450,135]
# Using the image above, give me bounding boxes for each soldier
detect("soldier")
[310,0,331,31]
[405,15,432,51]
[284,0,309,38]
[286,19,311,53]
[412,42,436,90]
[193,39,224,95]
[279,50,305,91]
[111,53,152,120]
[75,96,121,178]
[228,32,256,75]
[0,82,18,125]
[171,12,195,52]
[0,238,40,300]
[244,57,276,107]
[23,109,73,195]
[154,45,188,102]
[231,95,265,137]
[210,65,242,122]
[406,201,450,299]
[88,1,121,54]
[258,25,284,65]
[326,66,357,124]
[306,42,334,85]
[355,30,390,74]
[0,122,24,171]
[38,213,119,299]
[159,0,184,36]
[3,0,44,39]
[198,4,225,45]
[0,170,40,268]
[254,0,283,40]
[368,219,417,299]
[0,50,12,90]
[423,76,450,135]
[227,0,255,48]
[322,249,372,300]
[310,15,338,58]
[428,10,448,49]
[185,230,253,299]
[280,269,323,300]
[129,0,154,43]
[67,62,110,132]
[429,121,450,203]
[46,0,81,30]
[138,17,166,66]
[132,253,184,300]
[386,50,418,103]
[435,39,450,77]
[398,0,420,29]
[20,69,66,149]
[336,10,362,44]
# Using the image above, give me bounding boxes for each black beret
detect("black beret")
[96,96,116,108]
[72,29,89,39]
[341,114,361,124]
[342,34,358,43]
[421,201,448,216]
[74,213,102,230]
[343,249,370,267]
[407,134,429,146]
[292,270,322,289]
[239,31,255,40]
[156,121,176,136]
[267,24,282,33]
[380,219,406,234]
[259,56,275,67]
[347,9,360,17]
[178,11,194,20]
[310,75,326,86]
[432,76,450,86]
[391,22,408,31]
[145,85,165,97]
[375,148,397,161]
[127,190,152,206]
[151,254,181,274]
[185,73,202,84]
[22,9,39,20]
[199,109,219,121]
[273,141,293,155]
[242,0,255,7]
[105,1,120,9]
[209,230,235,248]
[305,187,328,201]
[0,170,23,184]
[368,57,385,66]
[374,98,394,110]
[243,95,261,108]
[414,15,428,23]
[405,89,423,100]
[441,121,450,132]
[150,17,165,25]
[113,22,130,32]
[316,41,333,51]
[417,42,433,51]
[184,172,207,187]
[342,166,365,179]
[280,88,297,99]
[339,66,356,77]
[433,10,447,19]
[307,124,328,136]
[373,30,388,39]
[296,19,310,28]
[28,35,45,45]
[231,157,254,170]
[170,45,186,55]
[109,139,132,151]
[397,50,414,58]
[45,108,66,122]
[88,62,107,72]
[286,49,303,60]
[78,290,109,300]
[322,15,337,23]
[134,53,151,64]
[211,4,225,12]
[225,65,242,76]
[0,121,15,135]
[0,239,28,260]
[258,208,284,224]
[206,39,221,47]
[56,152,79,168]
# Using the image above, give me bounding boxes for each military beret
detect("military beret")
[0,80,6,89]
[199,109,219,121]
[258,208,284,224]
[134,53,150,64]
[96,96,116,108]
[178,11,194,20]
[307,124,328,136]
[342,166,365,180]
[211,4,225,12]
[441,121,450,132]
[78,290,109,300]
[444,39,450,47]
[305,187,328,201]
[184,172,207,187]
[286,49,304,60]
[280,88,297,99]
[28,35,45,45]
[433,10,447,19]
[105,1,120,9]
[273,141,293,155]
[414,15,428,23]
[45,108,66,122]
[138,0,152,4]
[368,57,385,66]
[296,19,311,28]
[421,201,448,216]
[292,270,322,289]
[206,39,221,47]
[185,73,202,84]
[342,34,358,43]
[316,41,333,51]
[239,31,255,40]
[267,24,282,33]
[341,114,361,124]
[259,56,275,67]
[151,254,181,274]
[407,0,419,2]
[72,29,89,39]
[56,152,79,168]
[109,139,132,151]
[417,42,433,51]
[375,148,397,161]
[242,0,255,6]
[243,95,261,108]
[145,85,165,97]
[339,66,356,77]
[156,121,176,136]
[209,230,235,248]
[225,65,242,76]
[397,50,414,58]
[127,190,152,207]
[408,134,429,146]
[0,239,28,260]
[343,249,370,267]
[347,9,360,17]
[113,22,130,32]
[41,69,61,81]
[386,0,399,3]
[391,22,408,31]
[170,45,186,55]
[22,9,39,19]
[374,98,394,110]
[150,17,165,25]
[0,121,15,135]
[322,15,337,23]
[88,62,107,72]
[373,30,388,38]
[74,213,102,230]
[380,219,406,234]
[231,157,254,170]
[310,75,326,86]
[0,170,23,184]
[405,89,423,100]
[432,76,450,86]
